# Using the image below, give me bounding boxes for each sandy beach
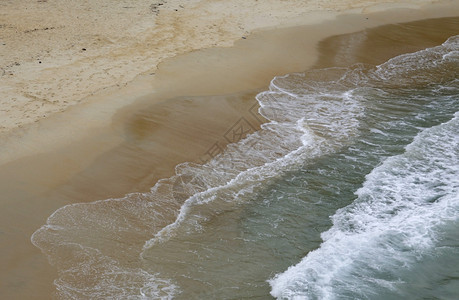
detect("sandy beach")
[0,0,404,135]
[1,0,458,298]
[1,0,457,151]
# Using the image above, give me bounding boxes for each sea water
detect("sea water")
[32,35,458,299]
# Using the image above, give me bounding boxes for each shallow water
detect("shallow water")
[32,30,458,299]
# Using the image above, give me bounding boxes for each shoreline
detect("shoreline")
[2,4,457,203]
[0,1,458,298]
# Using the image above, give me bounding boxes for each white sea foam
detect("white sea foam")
[142,74,364,250]
[32,35,458,299]
[269,112,459,299]
[269,37,459,299]
[374,35,458,87]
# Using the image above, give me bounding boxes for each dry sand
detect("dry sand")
[0,0,458,299]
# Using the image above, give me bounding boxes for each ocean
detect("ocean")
[32,33,458,298]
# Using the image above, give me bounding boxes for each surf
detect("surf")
[31,35,458,298]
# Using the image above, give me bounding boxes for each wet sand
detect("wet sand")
[1,3,459,299]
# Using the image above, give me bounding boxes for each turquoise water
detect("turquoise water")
[32,36,458,299]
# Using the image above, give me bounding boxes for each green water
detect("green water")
[32,35,458,299]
